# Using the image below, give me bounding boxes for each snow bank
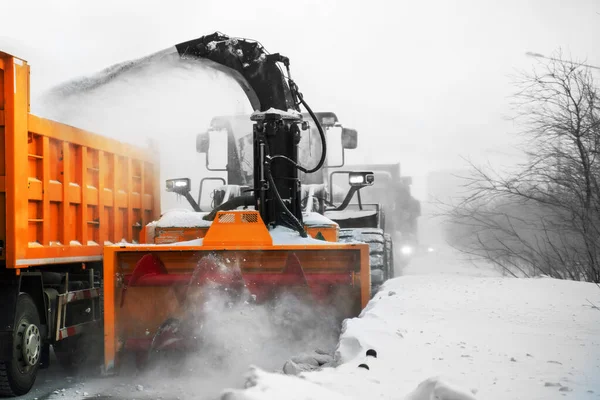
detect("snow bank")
[226,273,600,399]
[221,367,352,400]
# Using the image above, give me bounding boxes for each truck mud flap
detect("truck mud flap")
[0,333,12,361]
[0,284,18,334]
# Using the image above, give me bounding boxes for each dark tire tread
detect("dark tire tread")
[339,228,393,293]
[0,361,16,396]
[384,233,395,279]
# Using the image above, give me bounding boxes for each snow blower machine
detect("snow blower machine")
[102,33,372,373]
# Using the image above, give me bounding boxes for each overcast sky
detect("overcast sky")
[2,0,599,201]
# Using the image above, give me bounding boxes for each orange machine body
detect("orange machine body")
[103,210,370,373]
[0,51,160,269]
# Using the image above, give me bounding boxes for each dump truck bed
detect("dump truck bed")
[0,51,161,269]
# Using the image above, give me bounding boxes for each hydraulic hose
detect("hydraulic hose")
[266,167,308,237]
[297,90,327,174]
[272,80,327,175]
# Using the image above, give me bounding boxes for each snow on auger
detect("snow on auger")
[0,32,371,397]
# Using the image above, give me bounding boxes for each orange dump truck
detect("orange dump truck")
[1,33,372,398]
[0,51,161,396]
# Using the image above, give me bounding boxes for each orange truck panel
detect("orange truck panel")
[0,51,161,269]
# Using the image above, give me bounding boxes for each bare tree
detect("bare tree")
[444,52,600,283]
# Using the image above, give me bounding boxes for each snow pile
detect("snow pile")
[302,211,338,227]
[270,226,333,246]
[223,269,600,399]
[155,208,212,228]
[222,367,352,400]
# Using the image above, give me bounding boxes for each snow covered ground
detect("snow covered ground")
[224,246,600,400]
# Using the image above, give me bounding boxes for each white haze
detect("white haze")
[129,284,341,399]
[35,47,254,212]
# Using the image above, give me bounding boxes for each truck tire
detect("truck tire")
[384,233,395,279]
[0,293,41,397]
[338,228,387,294]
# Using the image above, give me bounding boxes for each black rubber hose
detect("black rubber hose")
[266,169,308,237]
[298,93,327,174]
[202,195,255,221]
[275,80,327,175]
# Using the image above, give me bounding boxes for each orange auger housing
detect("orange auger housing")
[103,210,371,372]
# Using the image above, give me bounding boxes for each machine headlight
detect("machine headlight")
[349,175,365,185]
[400,245,414,256]
[166,178,191,193]
[348,172,375,187]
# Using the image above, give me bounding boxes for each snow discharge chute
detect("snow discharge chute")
[175,32,296,112]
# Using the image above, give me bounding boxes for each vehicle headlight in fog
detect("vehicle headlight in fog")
[348,172,375,187]
[166,178,191,193]
[400,245,413,256]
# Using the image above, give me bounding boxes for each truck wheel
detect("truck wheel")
[384,233,395,279]
[338,228,387,294]
[53,333,102,374]
[0,293,42,396]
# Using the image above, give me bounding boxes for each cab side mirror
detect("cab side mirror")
[341,128,358,149]
[196,132,209,153]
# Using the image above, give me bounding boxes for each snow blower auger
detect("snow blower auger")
[100,32,371,375]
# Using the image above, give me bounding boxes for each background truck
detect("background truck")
[328,162,421,272]
[0,50,161,396]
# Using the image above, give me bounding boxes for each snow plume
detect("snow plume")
[33,45,254,212]
[134,257,342,400]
